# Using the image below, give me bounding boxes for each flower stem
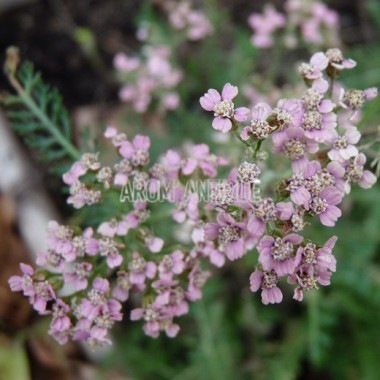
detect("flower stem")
[253,139,263,159]
[232,127,250,147]
[329,73,335,99]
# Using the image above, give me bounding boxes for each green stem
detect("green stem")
[307,290,320,362]
[146,210,173,223]
[253,139,263,158]
[8,74,81,161]
[329,74,335,98]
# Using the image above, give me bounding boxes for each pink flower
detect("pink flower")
[339,87,378,113]
[258,234,304,276]
[80,278,122,325]
[186,264,210,301]
[276,202,295,221]
[131,302,180,338]
[325,48,356,71]
[63,162,87,185]
[288,267,320,301]
[241,102,272,140]
[113,159,133,187]
[286,160,321,206]
[247,198,278,241]
[64,262,93,291]
[317,161,346,195]
[161,149,182,180]
[204,212,248,261]
[119,135,150,166]
[46,221,76,262]
[36,250,65,272]
[301,19,322,45]
[298,52,329,80]
[9,263,56,313]
[273,98,304,129]
[289,237,338,301]
[312,3,339,27]
[308,187,343,227]
[73,308,121,346]
[86,326,112,346]
[8,263,34,293]
[340,153,377,193]
[112,271,132,302]
[302,89,337,143]
[145,235,164,253]
[250,270,283,305]
[272,126,319,166]
[158,250,186,281]
[171,187,199,223]
[182,144,228,177]
[187,11,213,40]
[327,127,360,162]
[98,218,129,238]
[155,287,189,317]
[83,227,100,256]
[298,237,337,273]
[108,201,149,235]
[67,182,101,209]
[80,278,110,320]
[203,242,225,268]
[128,252,157,285]
[113,52,140,72]
[162,92,180,110]
[364,87,378,101]
[119,81,153,113]
[191,226,226,268]
[248,6,286,48]
[49,299,71,345]
[99,238,123,269]
[104,126,127,146]
[169,2,213,41]
[200,83,249,133]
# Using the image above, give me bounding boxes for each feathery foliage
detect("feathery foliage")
[1,47,80,173]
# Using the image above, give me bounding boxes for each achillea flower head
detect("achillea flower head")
[200,83,249,133]
[258,234,303,276]
[250,270,283,305]
[241,102,272,140]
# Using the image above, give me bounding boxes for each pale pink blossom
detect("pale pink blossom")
[200,83,249,133]
[250,270,283,305]
[327,127,361,162]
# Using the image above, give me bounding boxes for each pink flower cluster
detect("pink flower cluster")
[200,48,377,304]
[248,5,286,49]
[163,0,213,41]
[9,126,230,346]
[9,49,378,347]
[248,0,340,49]
[115,45,182,113]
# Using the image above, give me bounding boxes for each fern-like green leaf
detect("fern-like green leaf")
[2,52,80,174]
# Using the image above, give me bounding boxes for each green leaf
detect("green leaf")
[0,335,30,380]
[3,59,80,174]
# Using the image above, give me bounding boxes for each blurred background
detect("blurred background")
[1,0,380,379]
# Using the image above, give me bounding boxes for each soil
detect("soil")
[0,0,142,107]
